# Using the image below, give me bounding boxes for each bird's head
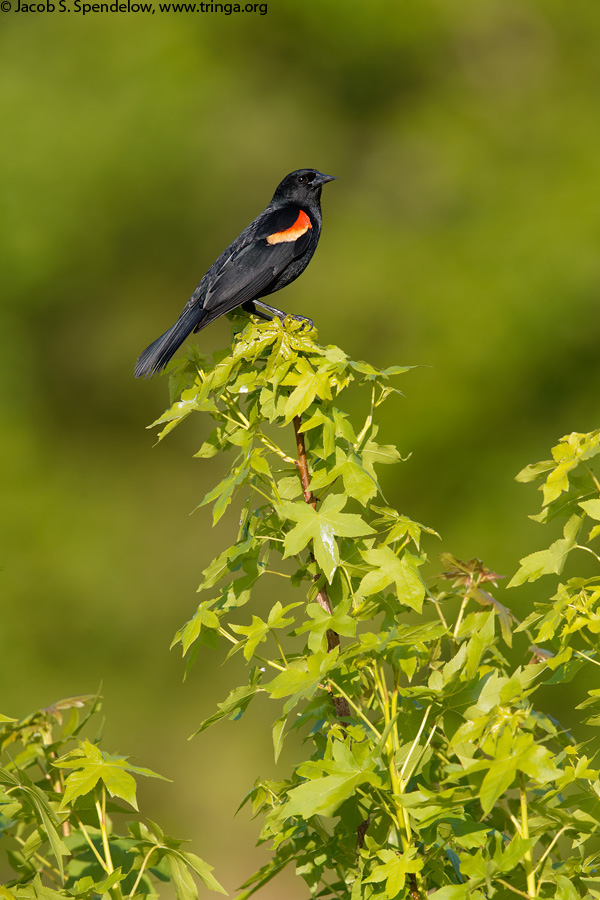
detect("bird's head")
[272,169,337,206]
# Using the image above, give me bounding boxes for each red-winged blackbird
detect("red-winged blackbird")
[134,169,336,378]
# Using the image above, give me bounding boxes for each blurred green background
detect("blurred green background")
[2,0,600,895]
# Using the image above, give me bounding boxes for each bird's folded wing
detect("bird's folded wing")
[198,237,306,324]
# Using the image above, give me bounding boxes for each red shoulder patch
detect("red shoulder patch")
[266,210,312,245]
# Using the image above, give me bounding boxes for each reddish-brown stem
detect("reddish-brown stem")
[294,415,315,507]
[409,875,421,899]
[293,415,350,717]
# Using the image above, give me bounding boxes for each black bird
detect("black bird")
[134,169,336,378]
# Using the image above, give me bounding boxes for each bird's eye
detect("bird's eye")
[297,174,307,184]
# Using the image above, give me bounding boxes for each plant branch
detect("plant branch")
[519,772,536,898]
[258,432,296,464]
[75,816,110,873]
[497,878,537,900]
[532,825,568,877]
[293,414,317,507]
[453,595,469,643]
[575,543,600,565]
[95,786,114,875]
[574,649,600,667]
[128,847,158,898]
[293,413,350,717]
[327,679,382,738]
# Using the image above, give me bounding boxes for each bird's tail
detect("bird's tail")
[134,305,207,378]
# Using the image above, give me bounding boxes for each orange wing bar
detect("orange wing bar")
[266,210,312,245]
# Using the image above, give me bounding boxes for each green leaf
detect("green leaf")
[508,514,582,586]
[494,836,538,874]
[361,435,402,470]
[554,875,580,900]
[55,740,167,810]
[149,387,204,441]
[179,851,228,894]
[518,740,563,783]
[464,611,496,679]
[380,364,413,377]
[196,545,243,591]
[580,499,600,521]
[73,869,126,895]
[193,668,262,734]
[173,602,220,655]
[9,775,71,881]
[284,740,381,819]
[272,716,287,764]
[36,803,70,881]
[429,887,471,900]
[195,422,244,458]
[364,847,422,898]
[440,641,468,688]
[357,546,425,612]
[516,431,600,506]
[198,459,252,524]
[231,602,300,661]
[295,598,356,652]
[283,772,360,819]
[341,455,379,504]
[474,731,562,813]
[279,494,373,582]
[479,758,517,813]
[589,523,600,542]
[472,589,514,647]
[167,852,199,900]
[543,461,577,506]
[264,651,339,713]
[515,459,555,483]
[283,363,332,421]
[299,408,338,458]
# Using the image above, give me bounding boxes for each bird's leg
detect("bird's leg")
[241,300,271,321]
[252,300,313,330]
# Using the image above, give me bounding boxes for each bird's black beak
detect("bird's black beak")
[313,172,338,186]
